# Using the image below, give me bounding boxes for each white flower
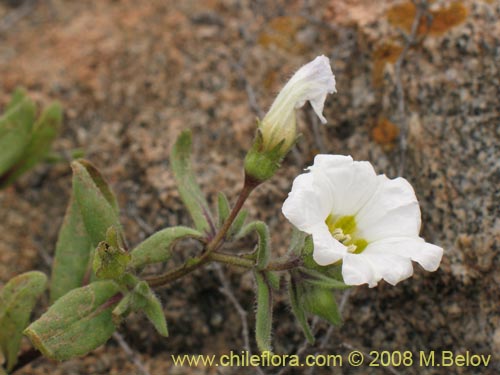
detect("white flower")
[260,55,336,153]
[282,155,443,287]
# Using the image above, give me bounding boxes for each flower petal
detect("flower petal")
[365,237,443,272]
[356,176,421,241]
[310,155,379,217]
[310,222,347,265]
[265,55,336,127]
[282,172,332,232]
[342,251,413,287]
[342,253,377,287]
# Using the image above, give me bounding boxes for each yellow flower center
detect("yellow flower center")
[325,215,368,254]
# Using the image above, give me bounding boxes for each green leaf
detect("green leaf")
[171,130,214,234]
[240,221,270,270]
[0,97,36,177]
[267,271,281,291]
[5,88,26,112]
[302,285,342,326]
[136,282,168,337]
[254,271,273,353]
[24,281,120,361]
[50,194,93,303]
[130,226,202,269]
[0,271,47,371]
[0,102,63,188]
[228,209,248,239]
[288,273,314,344]
[217,192,230,228]
[112,282,168,337]
[300,269,350,290]
[71,160,121,246]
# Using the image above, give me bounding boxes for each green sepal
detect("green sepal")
[301,235,344,280]
[130,226,202,269]
[0,271,47,371]
[0,96,36,177]
[288,272,314,344]
[217,192,230,228]
[71,159,121,247]
[254,271,273,353]
[112,281,168,337]
[0,101,63,188]
[300,269,350,290]
[302,285,342,326]
[244,129,285,183]
[171,130,214,234]
[50,194,93,303]
[240,221,270,270]
[287,227,307,256]
[24,280,121,361]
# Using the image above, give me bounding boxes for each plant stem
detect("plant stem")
[146,251,303,289]
[145,257,211,288]
[209,251,255,268]
[204,174,260,255]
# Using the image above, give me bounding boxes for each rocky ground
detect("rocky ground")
[0,0,499,374]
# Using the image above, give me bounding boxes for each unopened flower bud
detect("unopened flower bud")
[245,55,336,182]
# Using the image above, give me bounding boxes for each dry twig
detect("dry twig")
[214,264,265,375]
[112,332,151,375]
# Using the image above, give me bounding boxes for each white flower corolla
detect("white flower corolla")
[260,55,336,153]
[282,155,443,287]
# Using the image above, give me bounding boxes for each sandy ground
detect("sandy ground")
[1,0,499,374]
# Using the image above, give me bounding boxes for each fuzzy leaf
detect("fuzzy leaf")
[240,221,271,270]
[71,160,121,247]
[0,102,63,188]
[0,271,47,371]
[5,88,26,112]
[300,269,350,290]
[302,285,341,326]
[112,282,168,337]
[267,271,281,291]
[136,282,168,337]
[288,273,314,344]
[50,194,93,303]
[0,97,36,177]
[228,209,248,239]
[24,281,120,361]
[171,131,214,234]
[254,271,273,353]
[130,226,201,269]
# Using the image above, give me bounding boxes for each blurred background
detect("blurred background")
[0,0,499,374]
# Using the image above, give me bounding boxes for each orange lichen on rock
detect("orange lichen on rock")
[372,42,404,87]
[387,1,468,36]
[372,117,400,148]
[257,16,307,53]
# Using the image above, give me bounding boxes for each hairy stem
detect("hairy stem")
[204,174,260,255]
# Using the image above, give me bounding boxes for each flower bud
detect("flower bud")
[245,55,336,182]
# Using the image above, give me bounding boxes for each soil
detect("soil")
[1,0,499,374]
